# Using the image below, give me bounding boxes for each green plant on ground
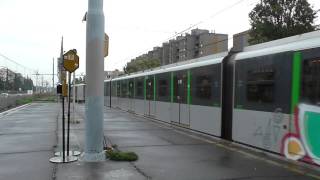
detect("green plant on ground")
[16,97,33,105]
[106,150,138,161]
[33,95,56,102]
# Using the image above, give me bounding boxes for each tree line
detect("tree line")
[0,73,34,92]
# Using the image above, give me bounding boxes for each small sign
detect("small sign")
[62,80,68,97]
[104,33,109,58]
[63,49,79,73]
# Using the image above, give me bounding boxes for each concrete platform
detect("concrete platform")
[0,103,58,180]
[1,102,320,180]
[57,104,320,180]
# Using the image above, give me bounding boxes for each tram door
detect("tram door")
[171,71,190,126]
[145,76,155,117]
[128,80,134,112]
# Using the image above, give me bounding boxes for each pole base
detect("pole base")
[79,151,105,162]
[49,156,78,163]
[54,150,81,157]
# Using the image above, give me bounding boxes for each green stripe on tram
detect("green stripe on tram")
[291,51,302,114]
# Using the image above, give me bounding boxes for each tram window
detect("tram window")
[158,79,168,96]
[104,82,109,96]
[301,58,320,105]
[145,77,154,100]
[116,82,121,97]
[246,67,275,103]
[157,73,170,102]
[196,75,212,99]
[112,82,117,96]
[121,81,128,97]
[135,78,144,99]
[191,65,219,106]
[128,80,134,98]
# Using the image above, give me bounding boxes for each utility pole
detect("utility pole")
[82,0,105,161]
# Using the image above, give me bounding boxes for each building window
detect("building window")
[246,66,275,103]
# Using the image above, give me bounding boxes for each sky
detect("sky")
[0,0,319,86]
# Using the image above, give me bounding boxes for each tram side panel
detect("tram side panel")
[111,81,119,108]
[170,70,190,126]
[280,48,320,165]
[128,79,135,112]
[134,77,145,115]
[144,75,156,117]
[232,52,292,154]
[154,73,171,123]
[76,84,85,102]
[104,81,111,107]
[120,79,129,111]
[189,64,222,136]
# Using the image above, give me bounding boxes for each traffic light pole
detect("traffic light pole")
[82,0,105,161]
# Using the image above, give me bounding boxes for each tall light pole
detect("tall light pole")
[82,0,105,161]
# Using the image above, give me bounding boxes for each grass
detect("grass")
[16,97,33,105]
[15,94,57,105]
[106,150,138,161]
[33,95,56,102]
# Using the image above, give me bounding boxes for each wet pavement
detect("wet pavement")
[0,103,58,180]
[1,102,320,180]
[57,104,320,180]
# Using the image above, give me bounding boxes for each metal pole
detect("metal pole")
[83,0,105,161]
[73,72,76,123]
[67,72,71,156]
[53,58,55,93]
[62,95,65,162]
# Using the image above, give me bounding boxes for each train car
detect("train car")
[104,30,320,165]
[74,83,86,102]
[110,52,226,136]
[104,80,111,107]
[229,30,320,164]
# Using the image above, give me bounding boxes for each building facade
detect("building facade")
[129,28,228,66]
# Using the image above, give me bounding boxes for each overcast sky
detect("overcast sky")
[0,0,319,85]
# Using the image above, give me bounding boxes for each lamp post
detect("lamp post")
[82,0,105,161]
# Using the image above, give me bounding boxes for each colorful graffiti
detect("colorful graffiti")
[282,104,320,165]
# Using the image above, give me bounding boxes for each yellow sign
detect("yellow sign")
[104,33,109,58]
[63,49,79,73]
[62,79,68,97]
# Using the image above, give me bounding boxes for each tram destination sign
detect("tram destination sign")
[63,49,79,73]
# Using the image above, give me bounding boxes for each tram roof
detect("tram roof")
[233,30,320,61]
[106,51,227,81]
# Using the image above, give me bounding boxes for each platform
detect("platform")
[0,102,319,180]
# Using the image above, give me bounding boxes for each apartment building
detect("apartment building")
[130,28,228,66]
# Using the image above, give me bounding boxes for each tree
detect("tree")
[124,58,160,74]
[249,0,319,45]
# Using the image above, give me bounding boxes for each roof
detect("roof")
[233,30,320,61]
[106,52,227,82]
